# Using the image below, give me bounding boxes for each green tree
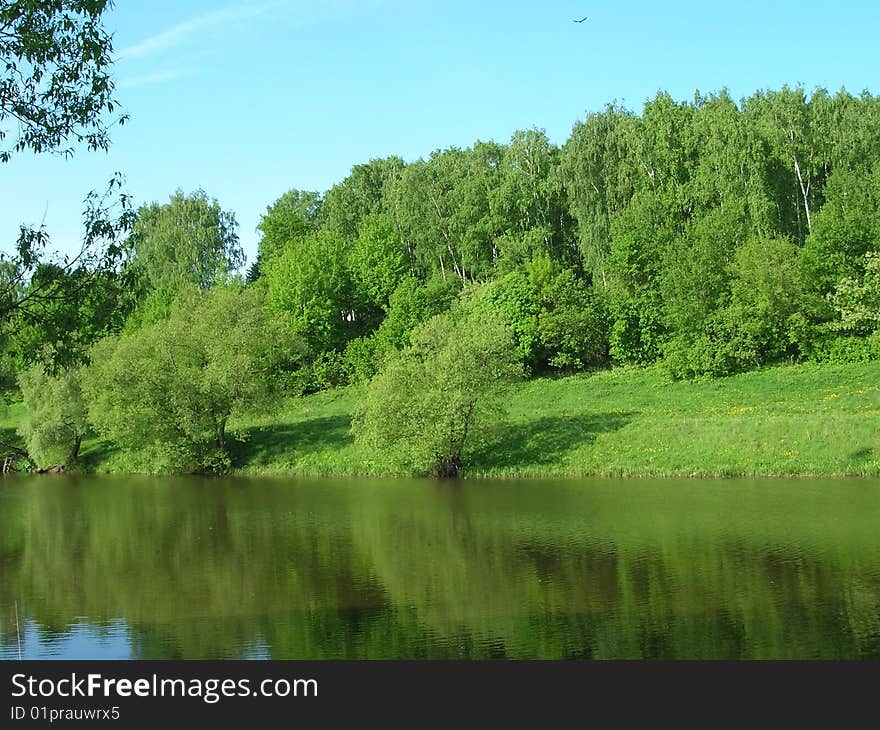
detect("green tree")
[606,191,677,364]
[0,0,122,161]
[369,276,460,361]
[83,286,283,473]
[6,264,128,371]
[323,156,404,242]
[800,168,880,295]
[472,270,541,369]
[249,189,322,282]
[350,213,409,311]
[536,268,609,371]
[388,144,504,282]
[17,364,87,467]
[264,228,355,354]
[1,1,132,325]
[352,306,521,477]
[494,130,574,267]
[125,190,243,298]
[828,252,880,335]
[560,103,640,289]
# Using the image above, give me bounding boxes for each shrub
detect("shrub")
[83,286,284,473]
[352,306,521,477]
[17,365,87,467]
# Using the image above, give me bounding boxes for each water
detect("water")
[1,474,879,659]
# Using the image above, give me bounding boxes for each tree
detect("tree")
[0,1,132,325]
[388,145,503,282]
[494,129,575,268]
[264,228,355,354]
[125,190,243,299]
[83,286,285,473]
[349,212,409,311]
[560,103,640,289]
[606,191,677,364]
[352,306,521,477]
[368,275,460,364]
[472,270,541,369]
[248,189,322,282]
[17,363,87,467]
[800,168,880,296]
[322,156,404,242]
[535,268,609,371]
[0,0,121,161]
[828,252,880,336]
[5,264,128,371]
[746,86,827,242]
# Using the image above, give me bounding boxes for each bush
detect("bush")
[537,269,609,371]
[471,271,541,368]
[83,286,284,473]
[828,252,880,336]
[806,332,880,364]
[17,364,87,467]
[342,336,378,383]
[309,350,348,390]
[352,305,522,476]
[663,236,810,378]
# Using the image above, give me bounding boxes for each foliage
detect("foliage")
[5,265,128,371]
[350,213,409,311]
[83,286,286,473]
[17,363,87,467]
[828,252,880,335]
[472,271,541,368]
[536,269,609,370]
[15,83,880,477]
[264,228,356,354]
[322,156,404,241]
[249,189,322,281]
[0,0,123,161]
[366,275,460,366]
[352,306,522,476]
[0,2,133,327]
[125,189,243,298]
[664,235,807,378]
[800,168,880,295]
[806,332,880,364]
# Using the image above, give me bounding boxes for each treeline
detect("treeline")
[255,85,880,383]
[4,85,880,474]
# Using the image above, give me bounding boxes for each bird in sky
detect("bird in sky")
[573,16,588,23]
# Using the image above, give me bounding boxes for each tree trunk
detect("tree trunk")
[435,454,461,478]
[67,434,82,465]
[792,154,812,234]
[216,418,227,453]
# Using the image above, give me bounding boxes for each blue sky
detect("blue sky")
[2,0,879,267]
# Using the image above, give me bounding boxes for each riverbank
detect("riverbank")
[3,360,879,477]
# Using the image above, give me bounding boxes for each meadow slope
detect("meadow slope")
[228,361,880,477]
[4,361,878,477]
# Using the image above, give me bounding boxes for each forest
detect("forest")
[4,84,880,476]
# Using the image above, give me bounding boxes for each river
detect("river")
[1,475,879,659]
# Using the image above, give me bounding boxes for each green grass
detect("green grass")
[226,360,880,478]
[0,399,26,449]
[14,360,880,478]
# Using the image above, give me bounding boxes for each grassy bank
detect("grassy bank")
[228,360,880,478]
[5,360,880,477]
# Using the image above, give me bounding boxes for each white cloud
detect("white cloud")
[117,67,195,89]
[117,2,279,61]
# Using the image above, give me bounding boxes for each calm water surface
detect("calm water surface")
[1,475,879,659]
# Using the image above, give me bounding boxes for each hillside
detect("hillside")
[204,362,880,477]
[5,360,878,478]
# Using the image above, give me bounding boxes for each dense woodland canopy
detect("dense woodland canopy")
[6,84,880,474]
